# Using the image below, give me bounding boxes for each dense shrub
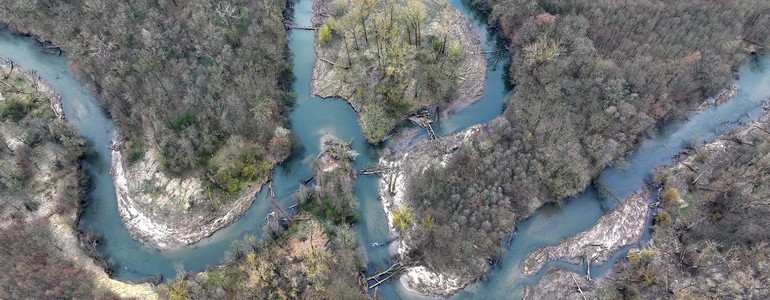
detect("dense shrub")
[661,188,679,205]
[392,205,414,233]
[0,99,27,122]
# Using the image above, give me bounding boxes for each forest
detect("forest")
[0,0,294,197]
[595,113,770,299]
[314,0,470,142]
[403,0,770,282]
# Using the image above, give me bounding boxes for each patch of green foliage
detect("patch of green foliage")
[319,23,333,44]
[393,205,414,233]
[0,99,28,122]
[171,114,197,132]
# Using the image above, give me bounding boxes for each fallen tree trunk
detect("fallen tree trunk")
[572,275,588,300]
[318,57,349,69]
[288,25,317,30]
[408,110,436,140]
[366,261,408,290]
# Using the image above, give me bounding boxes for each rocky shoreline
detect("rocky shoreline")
[698,84,740,110]
[522,267,601,300]
[110,136,270,249]
[519,189,652,300]
[715,84,739,106]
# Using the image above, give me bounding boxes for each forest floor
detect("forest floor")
[0,57,66,226]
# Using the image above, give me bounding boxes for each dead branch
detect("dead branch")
[318,57,349,69]
[571,274,587,300]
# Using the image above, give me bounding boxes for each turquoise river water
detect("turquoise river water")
[1,0,769,298]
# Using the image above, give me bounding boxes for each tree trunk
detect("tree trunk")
[343,37,353,66]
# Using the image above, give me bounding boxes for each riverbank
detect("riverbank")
[520,190,651,299]
[111,135,280,249]
[615,107,770,298]
[0,56,63,119]
[521,267,605,300]
[49,215,159,299]
[1,0,296,251]
[0,58,158,298]
[521,189,651,278]
[310,0,486,143]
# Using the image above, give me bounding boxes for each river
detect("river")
[1,0,769,298]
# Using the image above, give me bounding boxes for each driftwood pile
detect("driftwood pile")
[408,109,436,139]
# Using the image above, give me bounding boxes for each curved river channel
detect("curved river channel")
[2,0,770,298]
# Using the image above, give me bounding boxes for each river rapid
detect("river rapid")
[1,0,769,298]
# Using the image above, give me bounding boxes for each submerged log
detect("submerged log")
[360,163,390,175]
[595,180,622,205]
[369,273,397,289]
[366,261,408,290]
[268,181,292,221]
